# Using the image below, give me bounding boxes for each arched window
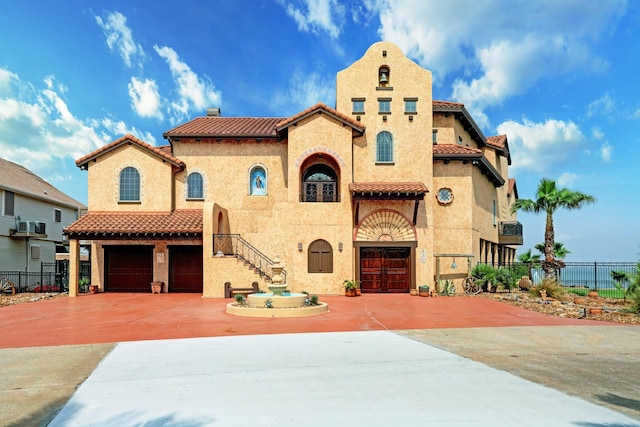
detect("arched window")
[302,164,338,202]
[376,131,393,163]
[308,239,333,273]
[187,172,204,200]
[249,166,267,196]
[119,167,140,202]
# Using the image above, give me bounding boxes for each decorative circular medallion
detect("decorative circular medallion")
[436,187,453,204]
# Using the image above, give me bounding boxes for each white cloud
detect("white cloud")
[557,172,577,188]
[600,141,612,162]
[497,118,586,175]
[95,11,145,68]
[0,67,152,185]
[587,93,615,118]
[592,127,604,140]
[128,77,163,120]
[277,0,346,39]
[373,0,625,126]
[272,68,335,115]
[154,45,221,124]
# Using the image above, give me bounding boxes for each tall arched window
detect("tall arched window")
[376,131,393,163]
[249,166,267,196]
[302,164,338,202]
[119,167,140,202]
[308,239,333,273]
[187,172,204,200]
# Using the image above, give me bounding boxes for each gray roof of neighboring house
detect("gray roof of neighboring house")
[0,157,86,210]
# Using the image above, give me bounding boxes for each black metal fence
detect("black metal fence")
[495,261,638,296]
[0,260,90,294]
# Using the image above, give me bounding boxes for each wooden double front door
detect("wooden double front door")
[360,247,411,293]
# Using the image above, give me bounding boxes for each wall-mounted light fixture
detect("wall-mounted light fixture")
[338,242,343,252]
[451,257,457,269]
[298,242,303,252]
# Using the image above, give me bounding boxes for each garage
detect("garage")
[169,245,203,293]
[360,247,411,293]
[105,246,154,292]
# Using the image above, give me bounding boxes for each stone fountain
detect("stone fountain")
[226,255,328,317]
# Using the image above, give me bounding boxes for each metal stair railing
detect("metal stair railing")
[213,234,286,282]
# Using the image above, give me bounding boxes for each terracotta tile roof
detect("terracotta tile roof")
[432,144,482,156]
[486,134,512,164]
[349,182,428,195]
[508,178,518,198]
[76,134,185,169]
[486,135,506,149]
[0,157,86,209]
[163,117,285,139]
[432,100,465,109]
[276,103,365,134]
[433,144,505,187]
[64,209,202,238]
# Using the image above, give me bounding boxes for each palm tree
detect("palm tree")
[535,241,571,259]
[517,249,540,281]
[511,178,595,280]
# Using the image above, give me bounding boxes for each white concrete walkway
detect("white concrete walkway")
[50,331,640,426]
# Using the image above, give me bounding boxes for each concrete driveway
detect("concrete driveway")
[0,294,638,425]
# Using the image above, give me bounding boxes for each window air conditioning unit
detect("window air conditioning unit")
[17,221,46,234]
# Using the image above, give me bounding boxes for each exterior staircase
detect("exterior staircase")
[212,234,286,282]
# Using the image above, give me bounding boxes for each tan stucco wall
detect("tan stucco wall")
[86,144,174,211]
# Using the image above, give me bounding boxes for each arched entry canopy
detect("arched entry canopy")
[349,182,428,225]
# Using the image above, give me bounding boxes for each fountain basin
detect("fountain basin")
[226,301,328,318]
[247,292,306,308]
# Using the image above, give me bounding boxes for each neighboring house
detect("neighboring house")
[0,157,86,277]
[65,41,522,297]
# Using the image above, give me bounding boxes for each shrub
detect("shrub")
[471,264,497,291]
[530,279,565,299]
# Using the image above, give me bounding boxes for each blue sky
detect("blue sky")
[1,0,639,261]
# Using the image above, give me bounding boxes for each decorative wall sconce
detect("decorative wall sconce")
[451,257,457,269]
[297,242,303,252]
[338,242,343,252]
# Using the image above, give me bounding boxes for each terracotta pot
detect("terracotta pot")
[151,282,164,294]
[345,289,356,297]
[588,291,599,298]
[573,297,586,305]
[410,289,418,296]
[589,307,603,315]
[430,290,438,297]
[355,289,362,296]
[89,285,98,294]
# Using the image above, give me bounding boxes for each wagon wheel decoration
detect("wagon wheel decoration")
[1,278,16,296]
[463,276,480,295]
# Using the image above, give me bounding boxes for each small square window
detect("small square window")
[378,99,390,113]
[352,99,364,114]
[405,100,417,113]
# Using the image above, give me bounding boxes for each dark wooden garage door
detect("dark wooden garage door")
[360,247,410,293]
[169,246,203,293]
[105,246,153,292]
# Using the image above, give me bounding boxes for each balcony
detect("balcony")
[10,221,47,239]
[499,221,523,245]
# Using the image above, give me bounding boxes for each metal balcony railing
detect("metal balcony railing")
[213,234,286,282]
[499,221,523,245]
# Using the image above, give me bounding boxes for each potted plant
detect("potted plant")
[418,285,430,297]
[343,279,358,297]
[78,277,90,293]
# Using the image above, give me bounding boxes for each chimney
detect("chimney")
[207,108,221,117]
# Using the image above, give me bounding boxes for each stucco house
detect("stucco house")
[1,157,86,284]
[65,41,522,297]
